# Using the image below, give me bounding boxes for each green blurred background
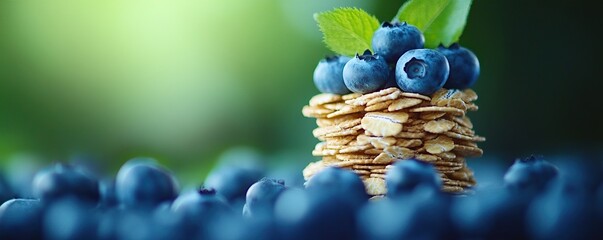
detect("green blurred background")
[1,0,602,182]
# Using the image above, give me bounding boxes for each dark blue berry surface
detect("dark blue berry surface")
[396,49,450,95]
[1,154,602,240]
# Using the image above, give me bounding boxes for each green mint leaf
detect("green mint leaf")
[314,7,380,56]
[394,0,472,48]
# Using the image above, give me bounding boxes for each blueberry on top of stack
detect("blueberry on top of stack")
[304,5,483,195]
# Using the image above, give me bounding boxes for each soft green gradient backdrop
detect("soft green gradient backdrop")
[1,0,601,179]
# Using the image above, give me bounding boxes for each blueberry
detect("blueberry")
[552,154,603,194]
[436,43,480,89]
[31,163,100,203]
[204,148,265,206]
[204,208,274,240]
[243,178,287,218]
[503,155,558,193]
[358,186,452,239]
[343,50,389,93]
[96,208,122,240]
[371,21,424,63]
[527,182,599,240]
[451,189,530,239]
[113,208,159,240]
[43,197,99,240]
[98,207,166,240]
[305,167,368,208]
[385,159,442,197]
[357,198,402,239]
[115,159,179,208]
[204,167,265,207]
[171,188,232,220]
[153,202,196,239]
[0,199,43,240]
[396,49,449,95]
[274,188,356,240]
[381,66,398,89]
[313,56,352,94]
[99,179,117,207]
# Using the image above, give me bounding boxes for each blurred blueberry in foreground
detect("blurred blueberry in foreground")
[100,206,190,240]
[116,158,179,208]
[274,188,357,240]
[32,163,100,203]
[204,166,264,209]
[171,188,232,221]
[98,207,170,240]
[527,180,600,240]
[504,155,558,193]
[243,178,287,218]
[359,186,452,239]
[358,198,402,240]
[552,154,603,194]
[152,202,193,239]
[204,148,265,205]
[205,211,274,240]
[452,188,530,239]
[96,208,121,240]
[0,198,43,240]
[386,159,442,197]
[99,179,118,207]
[1,152,602,240]
[114,209,159,240]
[305,167,368,208]
[43,197,99,240]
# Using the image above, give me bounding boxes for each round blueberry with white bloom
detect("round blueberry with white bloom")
[372,21,424,63]
[436,43,480,89]
[395,49,449,95]
[343,50,389,93]
[313,56,352,94]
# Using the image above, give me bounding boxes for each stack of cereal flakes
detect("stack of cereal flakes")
[302,87,485,196]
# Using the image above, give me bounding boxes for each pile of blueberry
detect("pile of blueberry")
[1,153,603,240]
[314,22,480,95]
